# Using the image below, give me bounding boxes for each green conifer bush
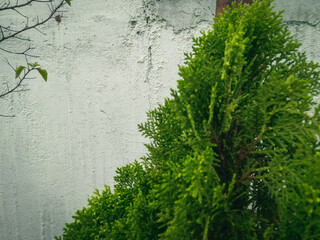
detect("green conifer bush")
[56,1,320,239]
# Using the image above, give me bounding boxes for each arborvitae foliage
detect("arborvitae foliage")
[56,1,320,239]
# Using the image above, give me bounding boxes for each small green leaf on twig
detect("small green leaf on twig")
[36,68,48,82]
[15,66,26,78]
[65,0,71,6]
[28,62,40,68]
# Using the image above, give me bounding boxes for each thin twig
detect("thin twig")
[13,8,28,18]
[0,113,16,117]
[0,0,65,43]
[5,58,16,71]
[34,27,46,35]
[0,3,8,9]
[237,124,266,166]
[0,46,38,58]
[0,66,35,98]
[0,26,4,38]
[1,25,20,33]
[10,35,31,41]
[0,0,52,11]
[237,166,269,183]
[0,0,35,11]
[237,170,256,183]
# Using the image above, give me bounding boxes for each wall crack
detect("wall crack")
[283,20,319,27]
[145,46,152,83]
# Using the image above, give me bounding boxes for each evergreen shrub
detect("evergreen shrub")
[56,1,320,239]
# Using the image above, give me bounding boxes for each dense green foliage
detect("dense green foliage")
[56,1,320,239]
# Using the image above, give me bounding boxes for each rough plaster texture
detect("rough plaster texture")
[0,0,319,239]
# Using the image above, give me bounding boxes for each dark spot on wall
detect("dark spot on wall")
[129,20,137,27]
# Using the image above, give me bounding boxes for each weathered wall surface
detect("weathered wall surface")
[273,0,320,62]
[0,0,319,239]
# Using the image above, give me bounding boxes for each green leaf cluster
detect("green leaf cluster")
[15,62,48,81]
[57,1,320,239]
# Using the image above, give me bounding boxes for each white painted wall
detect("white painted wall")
[0,0,319,239]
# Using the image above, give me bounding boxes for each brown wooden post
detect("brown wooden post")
[216,0,253,16]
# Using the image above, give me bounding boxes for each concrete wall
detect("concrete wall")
[0,0,319,239]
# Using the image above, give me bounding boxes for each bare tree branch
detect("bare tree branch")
[0,0,35,11]
[1,25,20,33]
[0,113,16,117]
[0,0,53,11]
[13,7,28,18]
[0,45,38,57]
[0,0,70,116]
[34,26,46,35]
[0,65,35,98]
[0,0,65,43]
[0,26,4,38]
